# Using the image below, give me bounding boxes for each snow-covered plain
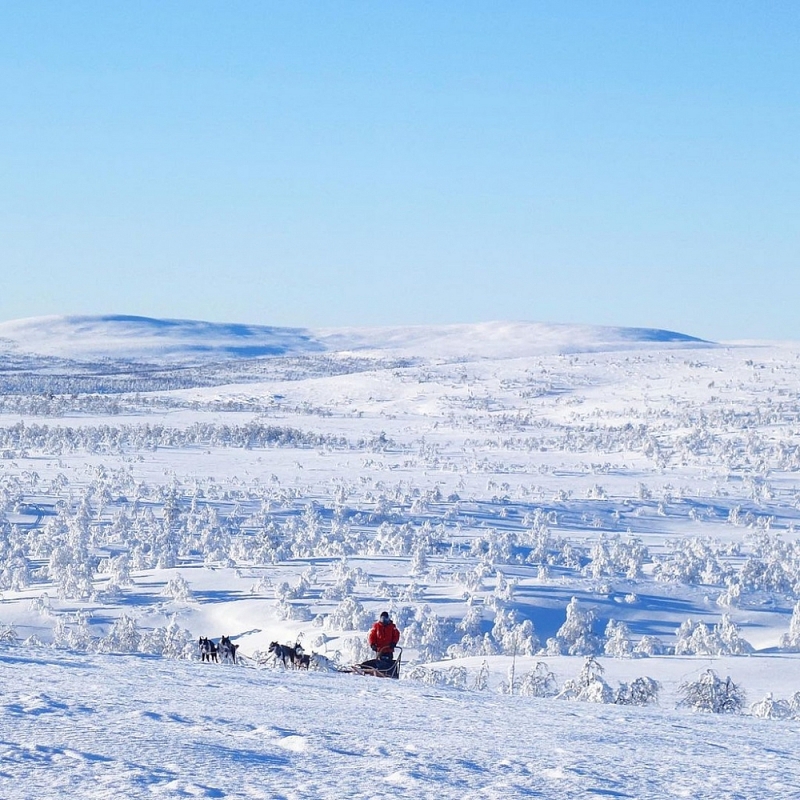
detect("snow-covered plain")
[2,315,800,798]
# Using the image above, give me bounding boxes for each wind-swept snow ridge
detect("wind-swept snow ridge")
[0,315,711,363]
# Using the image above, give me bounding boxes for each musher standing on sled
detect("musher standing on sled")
[364,610,400,670]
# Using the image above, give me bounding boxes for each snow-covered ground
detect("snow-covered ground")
[5,647,800,800]
[2,315,800,798]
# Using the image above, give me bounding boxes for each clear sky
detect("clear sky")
[1,2,798,340]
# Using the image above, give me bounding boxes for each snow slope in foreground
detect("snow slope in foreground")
[0,314,710,362]
[3,647,799,800]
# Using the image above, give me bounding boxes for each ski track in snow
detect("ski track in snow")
[2,649,800,799]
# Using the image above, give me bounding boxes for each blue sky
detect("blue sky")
[1,2,798,340]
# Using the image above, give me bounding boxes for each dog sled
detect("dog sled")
[340,646,402,679]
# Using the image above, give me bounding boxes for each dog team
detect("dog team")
[197,635,311,669]
[198,635,239,664]
[267,640,311,669]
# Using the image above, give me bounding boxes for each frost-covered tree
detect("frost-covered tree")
[321,575,355,601]
[406,665,469,689]
[337,635,373,664]
[456,604,484,638]
[677,669,745,714]
[548,597,602,656]
[0,623,19,644]
[473,660,490,691]
[399,580,424,601]
[140,615,194,659]
[323,597,372,631]
[674,616,753,656]
[615,676,660,706]
[30,592,53,617]
[401,606,457,661]
[0,522,31,591]
[455,563,489,594]
[716,579,742,608]
[779,601,800,651]
[517,662,559,698]
[48,543,95,601]
[491,609,540,656]
[716,614,753,655]
[557,657,614,703]
[674,619,712,655]
[275,599,312,621]
[162,573,192,602]
[653,537,732,587]
[584,536,613,579]
[52,611,95,651]
[491,571,516,605]
[750,693,793,720]
[101,553,133,596]
[410,545,429,577]
[99,614,141,653]
[604,619,634,658]
[633,634,666,657]
[198,506,232,567]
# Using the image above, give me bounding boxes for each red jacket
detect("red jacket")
[368,620,400,654]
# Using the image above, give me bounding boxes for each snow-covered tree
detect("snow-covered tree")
[633,634,665,657]
[401,606,457,661]
[677,670,745,714]
[275,599,312,621]
[52,611,95,651]
[615,676,660,706]
[491,609,540,656]
[99,614,141,653]
[750,693,793,720]
[0,623,19,644]
[162,573,192,602]
[549,597,602,656]
[406,665,469,689]
[338,635,373,664]
[517,662,559,698]
[140,615,194,659]
[780,601,800,651]
[604,619,634,658]
[557,657,614,703]
[674,616,753,656]
[99,554,131,599]
[323,597,372,631]
[48,544,95,601]
[473,660,490,691]
[716,614,754,655]
[410,545,429,577]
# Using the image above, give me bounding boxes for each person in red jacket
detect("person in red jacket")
[368,610,400,659]
[355,611,401,677]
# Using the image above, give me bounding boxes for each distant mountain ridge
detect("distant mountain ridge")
[0,314,711,363]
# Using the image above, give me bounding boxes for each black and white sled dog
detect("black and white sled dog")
[198,636,218,663]
[294,641,311,670]
[219,635,239,664]
[268,641,310,669]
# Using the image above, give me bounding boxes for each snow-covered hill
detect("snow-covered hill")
[4,647,799,800]
[2,313,800,798]
[0,315,325,363]
[0,314,710,363]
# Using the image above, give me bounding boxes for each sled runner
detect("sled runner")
[340,646,402,679]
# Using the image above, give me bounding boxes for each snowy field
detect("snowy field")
[5,648,800,800]
[3,315,800,798]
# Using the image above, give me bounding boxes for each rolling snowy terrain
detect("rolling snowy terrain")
[2,315,800,798]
